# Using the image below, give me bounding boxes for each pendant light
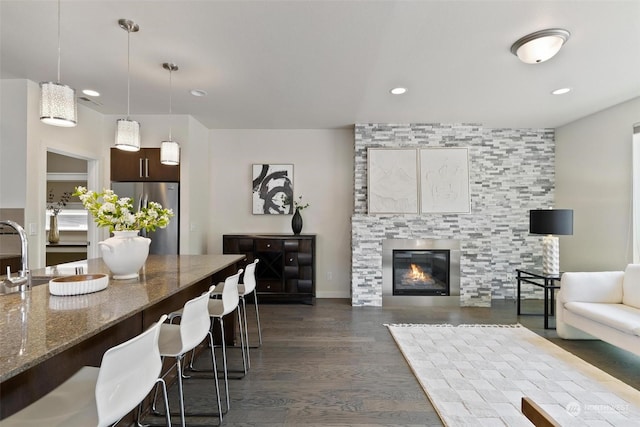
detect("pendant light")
[40,0,77,127]
[115,19,141,151]
[160,63,180,165]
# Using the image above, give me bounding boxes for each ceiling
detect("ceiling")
[2,0,639,130]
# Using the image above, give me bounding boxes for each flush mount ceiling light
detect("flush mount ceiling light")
[551,87,571,95]
[390,87,407,95]
[115,19,141,152]
[160,63,180,166]
[40,0,77,127]
[510,28,570,64]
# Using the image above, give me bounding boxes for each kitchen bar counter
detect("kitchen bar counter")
[0,254,244,418]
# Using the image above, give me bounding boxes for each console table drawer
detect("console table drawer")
[256,239,283,252]
[257,280,283,293]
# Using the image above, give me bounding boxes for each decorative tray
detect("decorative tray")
[49,274,109,296]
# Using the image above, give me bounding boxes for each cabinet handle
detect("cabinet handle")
[145,158,150,178]
[139,158,144,178]
[266,284,271,289]
[266,244,271,248]
[289,258,293,262]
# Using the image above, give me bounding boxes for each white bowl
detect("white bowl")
[49,274,109,296]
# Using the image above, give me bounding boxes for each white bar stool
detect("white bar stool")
[201,269,244,410]
[240,259,262,351]
[154,286,223,427]
[211,259,262,370]
[0,315,171,427]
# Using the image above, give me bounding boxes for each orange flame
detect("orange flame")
[405,264,430,282]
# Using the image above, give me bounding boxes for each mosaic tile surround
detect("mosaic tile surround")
[351,123,555,307]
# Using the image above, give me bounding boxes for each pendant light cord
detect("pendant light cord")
[56,0,61,83]
[126,26,131,119]
[168,67,173,140]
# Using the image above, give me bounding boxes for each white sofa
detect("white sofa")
[556,264,640,357]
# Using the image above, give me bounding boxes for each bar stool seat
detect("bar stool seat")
[0,315,171,427]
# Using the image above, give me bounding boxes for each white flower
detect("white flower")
[73,187,174,233]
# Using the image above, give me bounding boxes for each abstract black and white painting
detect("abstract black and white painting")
[252,164,294,214]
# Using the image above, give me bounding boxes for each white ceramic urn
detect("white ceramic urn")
[98,230,151,279]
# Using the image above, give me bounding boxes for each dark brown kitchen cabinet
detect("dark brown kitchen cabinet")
[223,234,316,304]
[110,148,179,182]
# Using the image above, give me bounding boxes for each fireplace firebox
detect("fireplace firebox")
[392,250,450,296]
[382,239,460,306]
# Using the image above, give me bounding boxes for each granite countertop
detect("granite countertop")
[0,254,244,382]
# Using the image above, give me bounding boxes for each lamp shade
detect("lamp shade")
[160,140,180,165]
[529,209,573,235]
[115,119,140,151]
[40,82,77,127]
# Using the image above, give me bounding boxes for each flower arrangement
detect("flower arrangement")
[282,194,310,212]
[47,189,71,215]
[73,186,174,233]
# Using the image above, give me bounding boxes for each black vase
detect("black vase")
[291,208,303,235]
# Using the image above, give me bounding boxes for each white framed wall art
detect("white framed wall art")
[367,148,418,214]
[419,147,470,214]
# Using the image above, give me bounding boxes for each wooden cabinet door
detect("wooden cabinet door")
[111,148,179,182]
[110,148,144,181]
[143,148,180,182]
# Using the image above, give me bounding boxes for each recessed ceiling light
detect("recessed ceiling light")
[551,87,571,95]
[190,89,207,97]
[82,89,100,97]
[390,87,407,95]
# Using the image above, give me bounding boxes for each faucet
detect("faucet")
[0,220,29,288]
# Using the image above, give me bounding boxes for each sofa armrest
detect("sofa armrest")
[560,271,624,304]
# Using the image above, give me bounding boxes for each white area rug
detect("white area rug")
[387,324,640,427]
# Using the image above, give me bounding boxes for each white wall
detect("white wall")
[0,80,28,207]
[182,116,210,254]
[208,129,354,298]
[555,96,640,271]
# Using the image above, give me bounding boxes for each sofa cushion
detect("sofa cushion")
[564,302,640,336]
[560,271,624,303]
[623,264,640,309]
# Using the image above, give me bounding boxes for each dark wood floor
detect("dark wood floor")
[153,298,640,426]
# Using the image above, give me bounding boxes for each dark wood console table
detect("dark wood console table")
[223,234,316,304]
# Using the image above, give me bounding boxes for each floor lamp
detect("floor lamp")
[529,209,573,276]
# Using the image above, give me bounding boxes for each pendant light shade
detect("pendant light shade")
[160,140,180,165]
[40,0,77,127]
[40,82,77,127]
[160,62,180,165]
[115,19,140,151]
[115,119,141,151]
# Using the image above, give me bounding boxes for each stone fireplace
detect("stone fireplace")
[351,123,556,307]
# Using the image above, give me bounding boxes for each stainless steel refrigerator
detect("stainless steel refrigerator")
[111,182,179,254]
